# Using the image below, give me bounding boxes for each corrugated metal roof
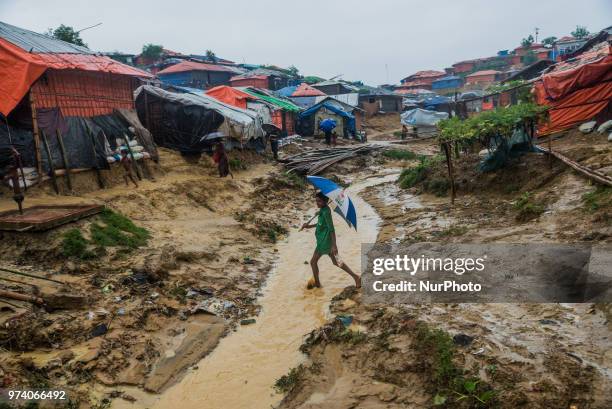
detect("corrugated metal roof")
[0,21,93,54]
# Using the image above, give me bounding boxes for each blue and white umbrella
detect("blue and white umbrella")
[306,176,357,230]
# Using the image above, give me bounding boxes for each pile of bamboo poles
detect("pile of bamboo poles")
[281,145,381,175]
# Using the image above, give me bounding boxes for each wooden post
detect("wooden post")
[120,132,143,180]
[443,142,456,204]
[40,130,59,194]
[56,129,73,191]
[84,123,105,189]
[548,133,553,170]
[28,94,43,185]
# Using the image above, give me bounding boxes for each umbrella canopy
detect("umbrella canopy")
[307,176,357,229]
[319,118,337,132]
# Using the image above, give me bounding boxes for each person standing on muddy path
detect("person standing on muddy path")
[120,148,138,188]
[212,141,233,178]
[302,192,361,289]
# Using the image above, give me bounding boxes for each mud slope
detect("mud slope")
[0,148,310,406]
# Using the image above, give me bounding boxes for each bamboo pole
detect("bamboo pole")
[0,289,43,305]
[0,266,65,284]
[442,142,456,204]
[539,146,612,187]
[84,123,105,189]
[29,93,43,185]
[40,130,59,194]
[56,129,73,191]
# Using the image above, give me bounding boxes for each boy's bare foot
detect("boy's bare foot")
[354,275,361,289]
[307,277,321,289]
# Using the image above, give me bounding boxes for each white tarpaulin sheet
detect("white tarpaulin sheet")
[314,93,359,107]
[400,108,449,127]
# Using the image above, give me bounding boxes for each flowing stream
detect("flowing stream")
[113,173,395,409]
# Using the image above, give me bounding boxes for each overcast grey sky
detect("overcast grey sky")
[1,0,610,85]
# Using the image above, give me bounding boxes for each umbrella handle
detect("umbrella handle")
[299,212,318,231]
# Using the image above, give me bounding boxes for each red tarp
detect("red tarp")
[291,83,326,97]
[206,85,258,109]
[535,42,612,135]
[0,38,152,116]
[157,60,236,75]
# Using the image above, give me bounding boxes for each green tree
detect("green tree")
[571,25,590,39]
[141,44,163,60]
[205,50,217,63]
[521,34,534,48]
[47,24,87,47]
[287,65,300,77]
[542,36,557,46]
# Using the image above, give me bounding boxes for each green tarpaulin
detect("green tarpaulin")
[242,88,302,113]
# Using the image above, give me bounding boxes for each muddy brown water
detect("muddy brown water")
[111,173,397,409]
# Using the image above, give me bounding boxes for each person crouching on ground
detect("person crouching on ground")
[301,192,361,289]
[212,142,233,178]
[120,148,138,187]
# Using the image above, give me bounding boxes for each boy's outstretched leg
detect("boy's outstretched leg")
[309,251,322,288]
[330,253,361,288]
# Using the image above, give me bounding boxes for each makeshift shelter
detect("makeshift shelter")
[206,85,258,109]
[359,93,403,116]
[291,83,326,97]
[240,88,301,134]
[297,98,359,137]
[135,85,263,153]
[401,108,449,127]
[0,21,154,188]
[229,68,294,90]
[311,80,358,96]
[156,60,236,90]
[534,41,612,135]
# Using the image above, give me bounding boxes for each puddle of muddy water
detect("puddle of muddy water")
[112,174,387,409]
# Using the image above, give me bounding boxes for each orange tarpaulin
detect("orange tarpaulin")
[206,85,258,109]
[534,42,612,135]
[0,38,152,116]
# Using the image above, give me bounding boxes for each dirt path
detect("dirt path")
[109,172,394,409]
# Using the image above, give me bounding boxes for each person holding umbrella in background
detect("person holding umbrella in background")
[319,118,337,147]
[301,190,361,289]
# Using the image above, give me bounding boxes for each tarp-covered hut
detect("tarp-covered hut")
[534,41,612,135]
[297,97,361,137]
[135,85,264,153]
[0,21,155,187]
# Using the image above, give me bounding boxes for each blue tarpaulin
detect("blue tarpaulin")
[276,85,297,97]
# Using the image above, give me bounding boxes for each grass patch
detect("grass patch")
[383,149,420,161]
[271,171,306,190]
[582,186,612,212]
[438,225,468,237]
[274,364,305,394]
[514,192,545,221]
[61,209,149,260]
[229,157,247,171]
[257,220,288,243]
[62,229,95,260]
[424,178,450,197]
[335,329,367,345]
[414,323,457,387]
[413,322,496,407]
[398,156,440,189]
